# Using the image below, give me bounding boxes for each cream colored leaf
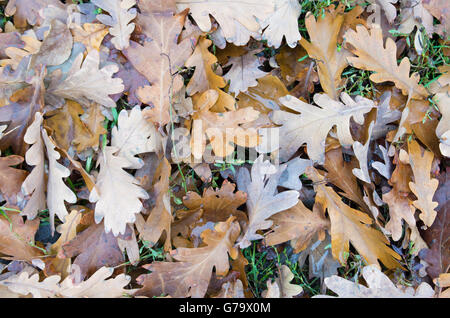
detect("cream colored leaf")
[315,265,435,298]
[382,188,416,241]
[435,91,450,157]
[352,121,374,183]
[0,272,60,298]
[223,51,268,96]
[344,25,428,99]
[372,144,392,179]
[261,0,302,48]
[21,113,46,219]
[176,0,274,46]
[262,265,303,298]
[89,147,149,236]
[42,130,77,232]
[47,50,124,108]
[408,139,439,227]
[271,93,374,163]
[236,155,299,249]
[91,0,137,50]
[111,105,158,169]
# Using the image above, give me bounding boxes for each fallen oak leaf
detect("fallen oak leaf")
[343,25,428,100]
[5,0,65,28]
[136,216,240,298]
[236,155,299,249]
[271,93,374,163]
[314,264,434,298]
[91,0,137,50]
[47,49,124,108]
[262,265,303,298]
[306,166,401,269]
[408,139,439,227]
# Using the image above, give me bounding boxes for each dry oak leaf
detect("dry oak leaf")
[34,19,73,68]
[213,279,245,298]
[236,155,299,249]
[306,167,401,269]
[111,105,159,169]
[315,264,434,298]
[190,89,260,159]
[91,0,137,50]
[271,93,374,163]
[45,101,107,153]
[343,25,428,100]
[0,32,41,70]
[123,2,193,127]
[299,10,351,100]
[352,121,375,184]
[323,148,369,213]
[0,155,27,204]
[42,129,77,232]
[0,69,45,156]
[135,157,172,251]
[136,217,240,298]
[260,0,302,48]
[382,187,416,241]
[89,146,149,236]
[0,211,42,261]
[435,273,450,298]
[176,0,274,46]
[44,209,82,279]
[47,49,124,108]
[5,0,65,28]
[408,139,439,227]
[20,112,46,220]
[185,36,233,107]
[419,168,449,279]
[58,222,125,281]
[262,265,303,298]
[181,180,248,228]
[71,23,109,53]
[265,200,329,253]
[223,51,268,96]
[435,90,450,157]
[0,266,134,298]
[236,75,290,117]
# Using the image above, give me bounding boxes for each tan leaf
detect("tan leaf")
[135,157,172,251]
[306,166,401,269]
[434,90,450,157]
[47,50,124,108]
[271,93,374,163]
[5,0,64,28]
[190,89,260,159]
[0,266,134,298]
[89,147,149,236]
[71,23,109,53]
[408,139,439,227]
[299,8,351,100]
[0,211,42,261]
[223,51,267,96]
[91,0,136,50]
[21,112,46,219]
[265,200,329,253]
[344,25,428,99]
[176,0,274,46]
[262,265,303,298]
[42,129,77,232]
[59,222,125,280]
[352,121,375,184]
[111,105,159,169]
[382,188,416,241]
[315,265,434,298]
[72,103,107,152]
[0,155,27,204]
[261,0,302,48]
[44,209,82,279]
[123,2,193,126]
[136,217,240,298]
[236,155,299,249]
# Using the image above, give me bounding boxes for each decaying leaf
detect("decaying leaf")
[262,265,303,298]
[315,265,434,298]
[136,217,240,298]
[272,93,374,163]
[306,167,401,269]
[91,0,137,50]
[236,155,299,249]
